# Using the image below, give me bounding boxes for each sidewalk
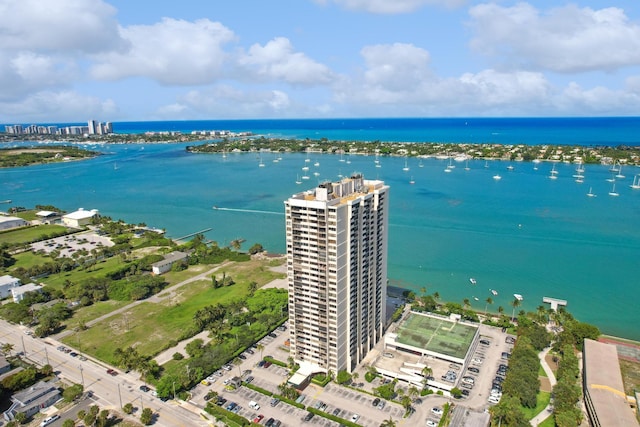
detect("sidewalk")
[530,347,556,426]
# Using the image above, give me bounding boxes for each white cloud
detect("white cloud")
[314,0,466,14]
[0,52,78,101]
[91,18,235,85]
[361,43,432,91]
[0,91,117,122]
[558,82,640,114]
[469,3,640,73]
[0,0,124,53]
[238,37,334,85]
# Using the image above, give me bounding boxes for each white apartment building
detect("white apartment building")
[285,174,389,375]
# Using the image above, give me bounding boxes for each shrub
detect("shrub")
[172,352,184,360]
[123,403,133,414]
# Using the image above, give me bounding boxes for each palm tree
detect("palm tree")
[1,342,14,357]
[421,365,432,389]
[257,343,264,360]
[485,297,493,316]
[536,305,548,324]
[463,298,471,310]
[420,286,427,297]
[380,417,397,427]
[511,297,521,321]
[233,357,243,377]
[400,394,412,412]
[407,385,419,401]
[352,372,359,384]
[498,305,504,315]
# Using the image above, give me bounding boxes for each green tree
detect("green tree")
[140,408,153,425]
[511,297,521,321]
[485,297,493,316]
[62,419,75,427]
[1,342,14,357]
[63,383,84,402]
[123,403,134,414]
[380,417,397,427]
[336,370,353,385]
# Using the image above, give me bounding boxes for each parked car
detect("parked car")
[350,414,360,422]
[303,412,314,421]
[479,339,491,345]
[253,414,264,423]
[40,414,60,427]
[106,369,118,376]
[270,397,280,407]
[268,332,277,338]
[139,385,150,392]
[426,420,438,427]
[431,407,443,416]
[332,408,341,416]
[372,398,380,407]
[468,367,480,373]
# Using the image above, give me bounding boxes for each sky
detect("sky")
[1,0,640,123]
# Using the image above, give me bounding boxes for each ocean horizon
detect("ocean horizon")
[2,117,639,340]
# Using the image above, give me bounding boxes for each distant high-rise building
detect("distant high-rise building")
[285,174,389,374]
[88,120,97,135]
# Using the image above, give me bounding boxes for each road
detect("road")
[0,319,210,427]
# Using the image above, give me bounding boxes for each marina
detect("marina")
[2,117,640,339]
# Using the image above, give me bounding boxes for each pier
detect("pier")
[543,296,568,311]
[174,228,212,241]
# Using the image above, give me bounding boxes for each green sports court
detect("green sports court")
[395,312,478,360]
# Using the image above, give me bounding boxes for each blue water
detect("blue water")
[2,117,640,339]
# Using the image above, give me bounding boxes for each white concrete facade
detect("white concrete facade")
[11,283,43,303]
[62,208,98,228]
[285,174,389,374]
[0,216,28,231]
[0,275,21,299]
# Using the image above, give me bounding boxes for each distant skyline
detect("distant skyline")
[1,0,640,123]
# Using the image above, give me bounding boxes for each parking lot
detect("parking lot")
[190,318,516,426]
[31,230,114,258]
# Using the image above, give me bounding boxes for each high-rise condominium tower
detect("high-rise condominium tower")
[284,174,389,374]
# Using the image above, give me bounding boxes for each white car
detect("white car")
[40,415,60,426]
[431,407,443,416]
[488,396,501,404]
[350,414,360,422]
[426,420,438,427]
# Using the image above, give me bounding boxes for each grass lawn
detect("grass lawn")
[62,300,130,330]
[62,277,249,362]
[521,390,551,420]
[539,363,548,377]
[7,251,51,272]
[60,258,285,363]
[538,415,555,426]
[0,225,68,245]
[12,210,39,221]
[43,257,129,289]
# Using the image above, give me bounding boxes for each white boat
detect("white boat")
[550,163,558,175]
[258,155,265,167]
[296,175,302,185]
[615,164,625,179]
[447,157,455,169]
[313,172,320,177]
[302,174,310,180]
[606,174,615,183]
[419,159,424,168]
[314,161,320,167]
[608,183,619,197]
[484,160,489,168]
[587,187,596,197]
[464,160,470,171]
[339,153,345,163]
[403,158,410,172]
[469,278,477,285]
[490,289,498,296]
[630,175,640,189]
[575,162,585,174]
[302,165,309,171]
[493,174,502,180]
[575,177,584,183]
[609,161,620,173]
[507,165,514,171]
[409,176,415,185]
[513,294,523,301]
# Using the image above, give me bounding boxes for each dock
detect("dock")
[174,228,212,241]
[543,296,568,311]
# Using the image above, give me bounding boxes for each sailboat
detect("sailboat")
[587,187,596,197]
[419,159,424,168]
[615,164,625,179]
[493,174,502,180]
[549,163,558,180]
[403,158,410,172]
[609,161,620,173]
[258,155,265,167]
[464,159,470,171]
[113,162,119,170]
[409,176,415,185]
[296,175,302,185]
[608,182,619,197]
[630,175,640,189]
[447,157,455,169]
